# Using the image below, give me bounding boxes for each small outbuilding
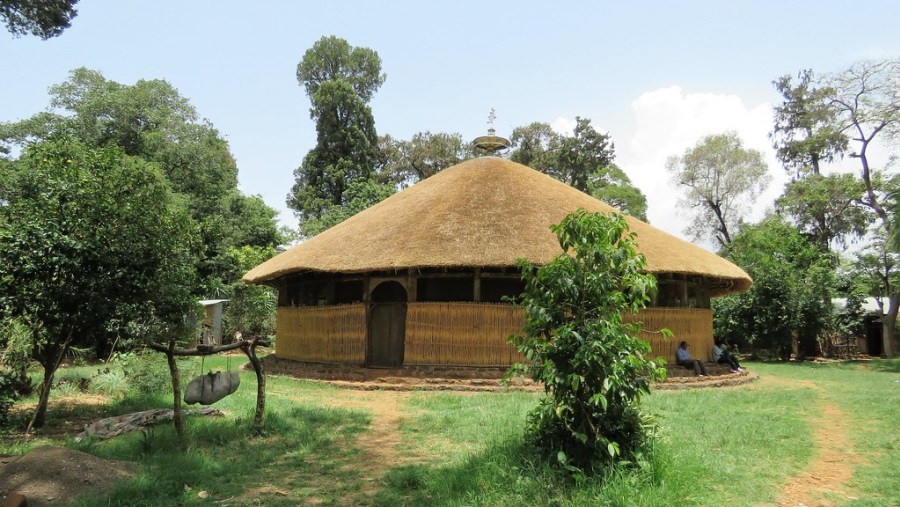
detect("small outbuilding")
[243,157,751,368]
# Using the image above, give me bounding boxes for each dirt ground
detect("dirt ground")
[762,377,861,507]
[0,445,137,507]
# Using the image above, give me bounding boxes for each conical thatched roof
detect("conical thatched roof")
[245,158,751,295]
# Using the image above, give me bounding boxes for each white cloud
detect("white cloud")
[549,116,576,136]
[615,86,788,246]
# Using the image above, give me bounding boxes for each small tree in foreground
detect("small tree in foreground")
[510,210,667,476]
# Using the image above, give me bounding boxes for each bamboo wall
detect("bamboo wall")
[404,303,526,366]
[276,305,366,363]
[625,308,714,363]
[274,303,714,367]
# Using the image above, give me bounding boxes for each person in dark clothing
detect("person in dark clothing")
[711,340,744,372]
[676,341,708,376]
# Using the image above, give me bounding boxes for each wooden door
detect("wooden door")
[368,281,407,368]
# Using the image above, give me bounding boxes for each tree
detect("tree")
[298,178,395,238]
[222,246,278,339]
[288,38,385,232]
[510,118,649,220]
[378,131,472,186]
[0,138,197,429]
[1,0,78,39]
[0,68,282,297]
[590,163,648,222]
[714,217,836,358]
[510,210,666,475]
[296,35,385,103]
[775,173,868,249]
[775,59,900,357]
[772,69,847,177]
[666,132,770,247]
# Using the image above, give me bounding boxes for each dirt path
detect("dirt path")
[762,378,860,507]
[321,390,415,480]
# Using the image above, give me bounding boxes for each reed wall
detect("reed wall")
[274,304,714,367]
[275,305,366,363]
[404,303,526,366]
[626,308,714,363]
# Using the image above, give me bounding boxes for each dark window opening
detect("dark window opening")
[334,280,364,304]
[417,277,474,302]
[481,278,524,303]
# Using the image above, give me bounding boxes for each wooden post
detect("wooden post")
[165,340,184,439]
[242,337,266,434]
[474,267,482,303]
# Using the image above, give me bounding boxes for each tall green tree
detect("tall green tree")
[0,138,197,429]
[714,216,836,358]
[773,59,900,357]
[0,68,282,296]
[772,69,847,177]
[666,132,770,247]
[288,37,385,235]
[296,35,385,103]
[511,210,665,475]
[378,131,472,186]
[509,118,648,220]
[0,0,78,38]
[775,174,868,248]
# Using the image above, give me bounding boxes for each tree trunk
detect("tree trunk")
[26,332,72,432]
[243,338,266,433]
[164,341,184,439]
[883,293,898,358]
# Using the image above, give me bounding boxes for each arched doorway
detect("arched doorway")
[368,281,407,367]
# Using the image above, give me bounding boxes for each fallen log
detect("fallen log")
[75,408,223,441]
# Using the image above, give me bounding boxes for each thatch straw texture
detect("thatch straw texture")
[244,158,750,295]
[404,303,525,366]
[276,305,366,363]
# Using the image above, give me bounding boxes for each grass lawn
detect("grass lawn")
[1,356,897,506]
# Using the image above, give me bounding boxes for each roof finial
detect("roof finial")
[473,108,510,155]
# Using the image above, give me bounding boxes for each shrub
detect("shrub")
[510,210,667,476]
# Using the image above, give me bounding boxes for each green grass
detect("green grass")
[0,356,897,506]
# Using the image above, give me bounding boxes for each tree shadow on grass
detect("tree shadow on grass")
[372,438,668,507]
[866,358,900,373]
[66,404,371,506]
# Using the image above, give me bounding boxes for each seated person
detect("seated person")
[676,341,708,376]
[711,340,744,373]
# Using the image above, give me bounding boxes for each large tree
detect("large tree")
[666,132,770,247]
[0,0,78,39]
[775,174,868,249]
[296,35,385,103]
[714,216,836,359]
[772,59,900,357]
[0,138,197,429]
[378,131,472,187]
[772,69,847,178]
[509,118,648,220]
[0,68,282,297]
[288,37,385,235]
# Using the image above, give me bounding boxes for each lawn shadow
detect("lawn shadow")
[866,358,900,373]
[372,437,667,507]
[66,404,371,506]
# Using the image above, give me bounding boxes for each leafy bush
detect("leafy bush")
[0,371,24,428]
[112,351,173,395]
[91,368,128,396]
[510,210,667,476]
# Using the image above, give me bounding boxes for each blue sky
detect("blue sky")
[3,1,899,242]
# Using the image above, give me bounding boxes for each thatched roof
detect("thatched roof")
[245,158,751,295]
